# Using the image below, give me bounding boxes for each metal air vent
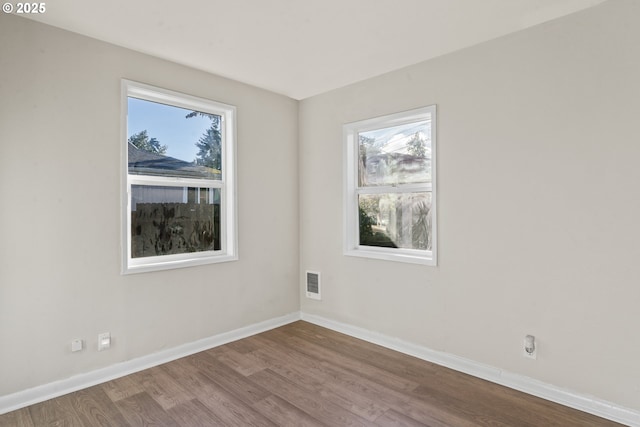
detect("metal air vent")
[305,271,321,300]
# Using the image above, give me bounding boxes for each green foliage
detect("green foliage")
[128,130,167,155]
[186,111,221,170]
[359,205,397,248]
[359,196,380,220]
[358,135,378,186]
[359,135,379,155]
[411,199,431,250]
[195,126,222,170]
[407,132,426,158]
[359,206,375,239]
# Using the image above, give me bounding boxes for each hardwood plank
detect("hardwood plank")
[248,368,372,427]
[28,395,84,427]
[410,381,564,427]
[133,365,194,410]
[245,336,325,390]
[226,336,263,354]
[407,367,623,427]
[209,345,269,376]
[188,350,271,406]
[397,378,530,427]
[374,409,428,427]
[166,398,226,425]
[67,386,129,426]
[0,408,34,427]
[101,374,145,402]
[279,322,444,383]
[251,332,477,426]
[190,375,278,426]
[394,396,502,427]
[253,395,327,427]
[248,344,389,421]
[284,333,421,392]
[161,356,217,394]
[113,391,179,426]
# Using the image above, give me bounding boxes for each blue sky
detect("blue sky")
[127,97,213,162]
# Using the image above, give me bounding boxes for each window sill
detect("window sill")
[344,247,436,266]
[122,253,238,275]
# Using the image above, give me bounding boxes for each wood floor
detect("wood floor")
[0,321,623,426]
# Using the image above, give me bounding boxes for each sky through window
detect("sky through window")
[127,97,212,163]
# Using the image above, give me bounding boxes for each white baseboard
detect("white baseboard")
[4,310,638,426]
[300,312,640,427]
[0,311,301,415]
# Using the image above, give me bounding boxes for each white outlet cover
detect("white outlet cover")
[71,339,83,352]
[98,332,111,351]
[523,336,537,359]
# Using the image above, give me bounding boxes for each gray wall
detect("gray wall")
[299,0,640,410]
[0,13,299,396]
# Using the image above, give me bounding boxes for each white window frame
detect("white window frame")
[343,105,437,266]
[121,80,238,274]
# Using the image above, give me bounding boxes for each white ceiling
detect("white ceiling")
[23,0,605,99]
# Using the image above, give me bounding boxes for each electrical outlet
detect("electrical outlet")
[71,339,83,352]
[98,332,111,351]
[523,335,537,359]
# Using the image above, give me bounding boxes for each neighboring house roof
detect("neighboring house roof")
[128,143,220,179]
[363,152,431,186]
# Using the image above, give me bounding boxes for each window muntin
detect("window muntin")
[345,106,436,265]
[122,81,237,274]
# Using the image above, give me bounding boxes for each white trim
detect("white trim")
[0,312,301,416]
[121,79,238,274]
[4,310,636,425]
[127,175,224,188]
[343,105,437,266]
[126,81,232,117]
[357,182,433,195]
[300,312,640,427]
[346,246,435,265]
[351,107,437,133]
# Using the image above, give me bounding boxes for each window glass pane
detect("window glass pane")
[359,192,432,250]
[128,97,222,180]
[358,120,431,187]
[131,185,221,258]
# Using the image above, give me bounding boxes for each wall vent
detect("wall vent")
[305,271,321,300]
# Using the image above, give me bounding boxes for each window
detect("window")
[344,106,437,265]
[122,80,237,273]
